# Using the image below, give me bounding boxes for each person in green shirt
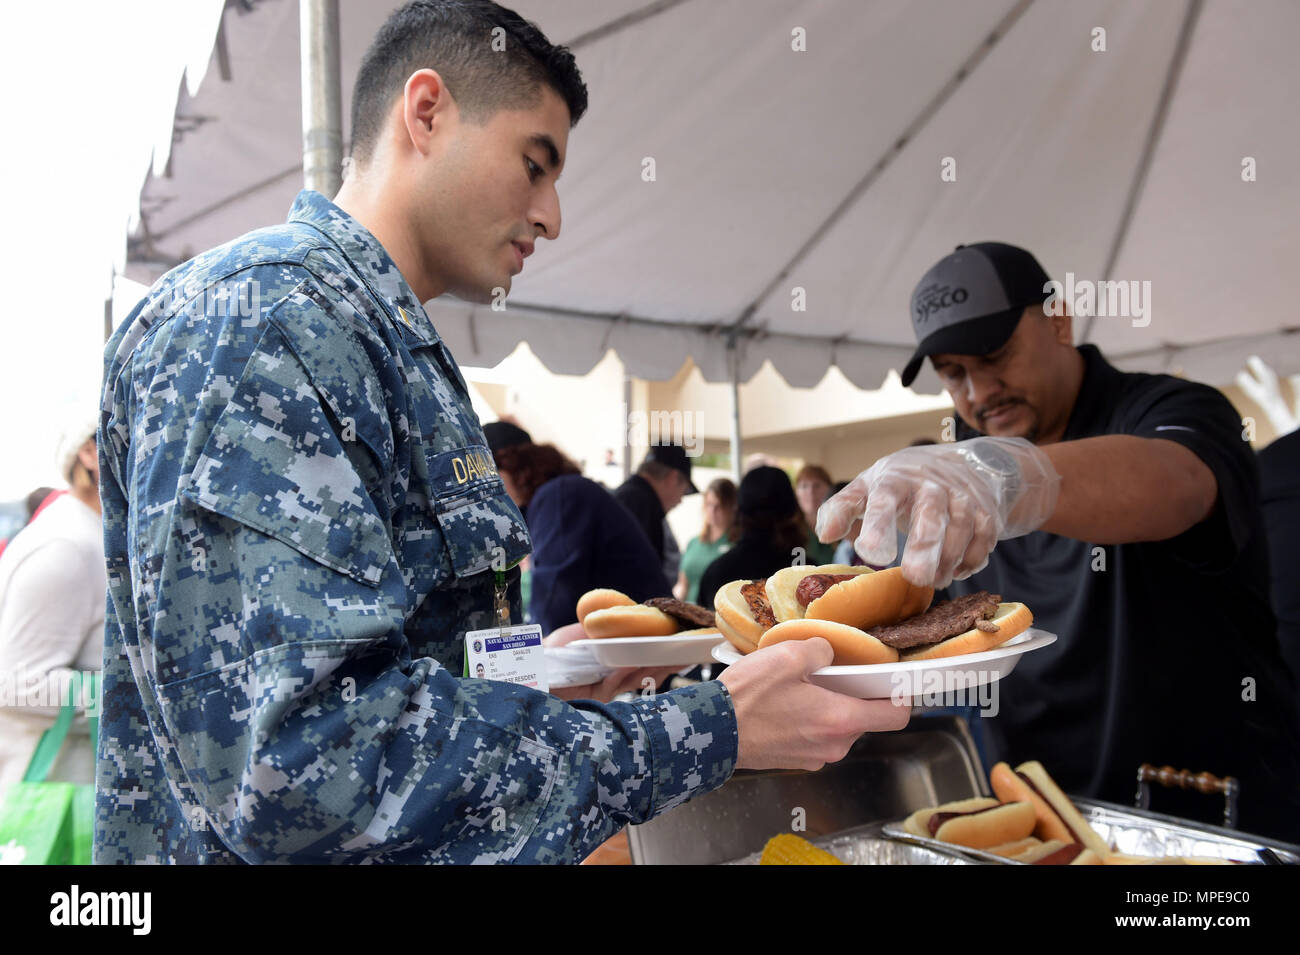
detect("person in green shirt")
[675,477,736,604]
[796,464,837,565]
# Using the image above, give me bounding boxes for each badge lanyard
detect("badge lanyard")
[464,561,547,691]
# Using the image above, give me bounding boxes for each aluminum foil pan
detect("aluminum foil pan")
[880,797,1300,865]
[726,821,983,865]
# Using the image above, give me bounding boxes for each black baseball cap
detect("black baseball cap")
[483,421,532,453]
[642,443,699,494]
[901,242,1051,387]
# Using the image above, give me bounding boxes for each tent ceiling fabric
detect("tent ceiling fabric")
[127,0,1300,390]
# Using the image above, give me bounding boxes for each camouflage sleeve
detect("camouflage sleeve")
[124,292,736,864]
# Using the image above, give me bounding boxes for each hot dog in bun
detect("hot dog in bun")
[990,760,1111,859]
[903,797,1037,849]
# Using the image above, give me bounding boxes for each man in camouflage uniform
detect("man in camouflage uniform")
[96,1,907,864]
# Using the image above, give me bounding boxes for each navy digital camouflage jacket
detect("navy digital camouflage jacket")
[95,190,738,864]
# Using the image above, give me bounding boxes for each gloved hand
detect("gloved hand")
[815,437,1061,589]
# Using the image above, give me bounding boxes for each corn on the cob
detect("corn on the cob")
[759,833,845,865]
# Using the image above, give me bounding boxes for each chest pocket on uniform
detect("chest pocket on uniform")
[425,445,531,579]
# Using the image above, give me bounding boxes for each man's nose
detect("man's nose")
[964,365,1002,407]
[533,184,561,241]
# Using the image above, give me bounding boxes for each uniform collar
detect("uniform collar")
[287,189,439,347]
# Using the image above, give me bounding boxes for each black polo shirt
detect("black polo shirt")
[1258,430,1300,692]
[613,473,668,586]
[945,344,1300,841]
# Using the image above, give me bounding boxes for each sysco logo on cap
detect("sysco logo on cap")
[913,283,969,325]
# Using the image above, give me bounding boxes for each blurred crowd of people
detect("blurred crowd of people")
[483,419,892,636]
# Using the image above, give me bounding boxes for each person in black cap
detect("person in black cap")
[817,241,1300,841]
[613,444,698,591]
[695,466,806,613]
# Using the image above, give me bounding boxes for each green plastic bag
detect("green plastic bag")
[0,673,98,865]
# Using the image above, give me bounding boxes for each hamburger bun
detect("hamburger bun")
[576,589,636,626]
[756,618,899,665]
[898,602,1033,661]
[583,604,678,639]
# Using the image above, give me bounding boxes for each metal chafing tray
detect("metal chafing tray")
[627,715,990,865]
[881,799,1300,865]
[626,714,1300,864]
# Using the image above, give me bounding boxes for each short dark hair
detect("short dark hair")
[350,0,588,164]
[492,442,580,506]
[637,460,675,483]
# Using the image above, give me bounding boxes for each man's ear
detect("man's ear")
[1048,303,1074,345]
[401,68,455,157]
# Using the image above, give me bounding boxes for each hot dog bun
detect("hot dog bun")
[713,580,766,654]
[582,604,678,639]
[804,566,934,630]
[990,760,1075,845]
[931,801,1037,849]
[576,588,636,626]
[1006,761,1111,859]
[1006,838,1068,862]
[903,797,999,838]
[766,565,876,623]
[756,618,899,665]
[898,602,1032,661]
[1032,845,1104,865]
[985,836,1043,858]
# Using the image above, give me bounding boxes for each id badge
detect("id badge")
[464,625,548,692]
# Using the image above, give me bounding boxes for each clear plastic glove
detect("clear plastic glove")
[815,437,1061,589]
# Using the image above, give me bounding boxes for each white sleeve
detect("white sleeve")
[0,538,97,718]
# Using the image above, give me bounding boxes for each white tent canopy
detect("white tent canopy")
[126,0,1300,394]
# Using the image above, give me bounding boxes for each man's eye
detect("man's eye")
[525,158,543,182]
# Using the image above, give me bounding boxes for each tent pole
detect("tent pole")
[300,0,342,197]
[622,372,633,482]
[727,334,743,482]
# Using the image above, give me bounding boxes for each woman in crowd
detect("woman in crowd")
[696,466,807,611]
[674,477,735,604]
[487,423,670,635]
[795,464,837,565]
[0,419,103,796]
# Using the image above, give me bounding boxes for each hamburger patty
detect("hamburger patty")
[869,591,1002,649]
[643,597,716,629]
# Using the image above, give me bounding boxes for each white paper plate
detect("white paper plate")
[569,633,724,667]
[710,628,1057,700]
